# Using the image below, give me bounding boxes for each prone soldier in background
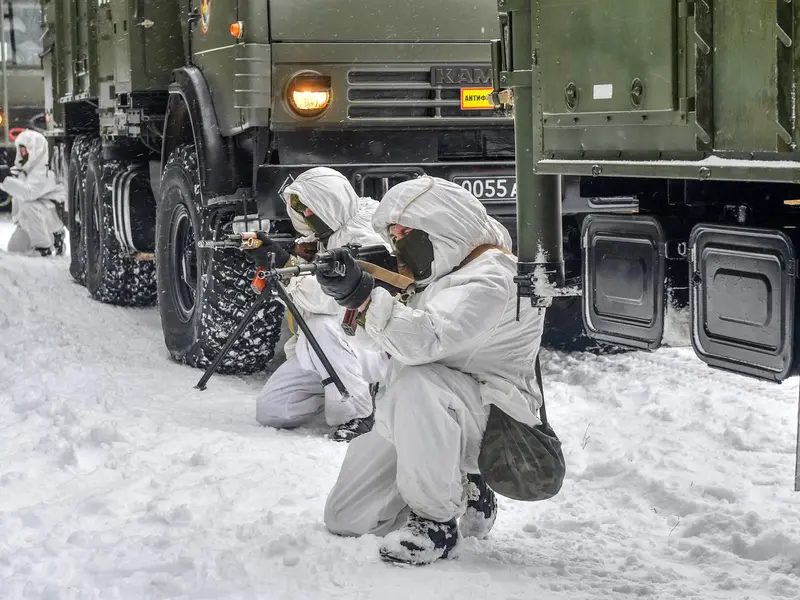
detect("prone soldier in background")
[0,130,66,256]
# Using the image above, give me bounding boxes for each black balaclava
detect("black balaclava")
[391,228,435,281]
[289,193,333,241]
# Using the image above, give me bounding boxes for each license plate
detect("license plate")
[452,175,516,202]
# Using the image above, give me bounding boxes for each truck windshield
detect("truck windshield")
[2,1,42,68]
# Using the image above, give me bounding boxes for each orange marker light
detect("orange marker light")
[230,21,243,39]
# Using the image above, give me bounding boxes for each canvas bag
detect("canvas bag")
[478,354,566,502]
[452,245,566,502]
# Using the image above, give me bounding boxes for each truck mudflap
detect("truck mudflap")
[688,224,798,383]
[581,214,666,350]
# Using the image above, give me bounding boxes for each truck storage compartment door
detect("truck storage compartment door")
[689,225,797,382]
[538,0,676,115]
[581,215,666,350]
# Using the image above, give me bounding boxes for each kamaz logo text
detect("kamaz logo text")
[430,66,492,87]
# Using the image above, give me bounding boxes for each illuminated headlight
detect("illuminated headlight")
[286,72,332,118]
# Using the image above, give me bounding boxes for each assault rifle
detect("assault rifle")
[194,234,411,391]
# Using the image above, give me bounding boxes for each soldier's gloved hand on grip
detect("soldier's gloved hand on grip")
[315,248,374,309]
[243,232,291,268]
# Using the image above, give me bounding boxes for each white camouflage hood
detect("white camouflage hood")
[371,176,512,286]
[14,130,50,175]
[281,167,387,249]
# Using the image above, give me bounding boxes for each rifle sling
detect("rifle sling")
[357,260,415,291]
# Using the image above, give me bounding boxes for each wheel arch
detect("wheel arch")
[161,67,241,204]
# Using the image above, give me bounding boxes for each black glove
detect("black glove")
[243,232,291,267]
[0,165,11,183]
[315,248,374,309]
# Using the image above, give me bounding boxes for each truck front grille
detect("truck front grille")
[347,68,504,122]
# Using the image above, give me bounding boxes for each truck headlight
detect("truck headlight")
[286,72,331,118]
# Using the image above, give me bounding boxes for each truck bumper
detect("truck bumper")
[256,159,517,234]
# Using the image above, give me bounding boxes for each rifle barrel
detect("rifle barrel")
[269,263,319,278]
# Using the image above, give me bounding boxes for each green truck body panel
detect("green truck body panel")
[269,0,500,42]
[518,0,800,169]
[540,1,677,115]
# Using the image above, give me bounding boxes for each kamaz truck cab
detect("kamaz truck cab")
[40,0,529,376]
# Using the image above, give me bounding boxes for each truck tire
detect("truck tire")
[84,144,157,306]
[67,135,93,286]
[156,144,283,375]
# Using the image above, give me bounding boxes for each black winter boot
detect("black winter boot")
[53,230,65,256]
[379,511,459,565]
[459,473,497,539]
[332,413,374,442]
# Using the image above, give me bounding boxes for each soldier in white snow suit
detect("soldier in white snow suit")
[245,167,390,442]
[0,130,66,256]
[316,176,547,565]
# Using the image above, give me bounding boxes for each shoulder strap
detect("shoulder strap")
[357,259,415,292]
[535,353,548,426]
[458,244,513,269]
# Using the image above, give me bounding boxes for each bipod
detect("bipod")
[272,279,349,397]
[194,274,275,391]
[195,267,349,399]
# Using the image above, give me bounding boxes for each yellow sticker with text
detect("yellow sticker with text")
[460,88,494,110]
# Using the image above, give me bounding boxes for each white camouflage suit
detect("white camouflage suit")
[324,176,546,537]
[256,167,390,428]
[1,130,65,253]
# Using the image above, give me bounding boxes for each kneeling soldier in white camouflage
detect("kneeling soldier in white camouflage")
[246,167,390,442]
[316,176,547,565]
[0,130,66,256]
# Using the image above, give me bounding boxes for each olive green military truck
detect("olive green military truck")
[41,0,542,375]
[493,0,800,487]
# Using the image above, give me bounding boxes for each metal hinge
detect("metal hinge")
[678,1,695,18]
[499,70,532,88]
[497,0,529,12]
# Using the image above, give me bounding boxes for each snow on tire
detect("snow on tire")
[156,144,283,375]
[84,140,157,306]
[66,135,94,286]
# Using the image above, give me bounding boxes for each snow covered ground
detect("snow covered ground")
[2,212,800,600]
